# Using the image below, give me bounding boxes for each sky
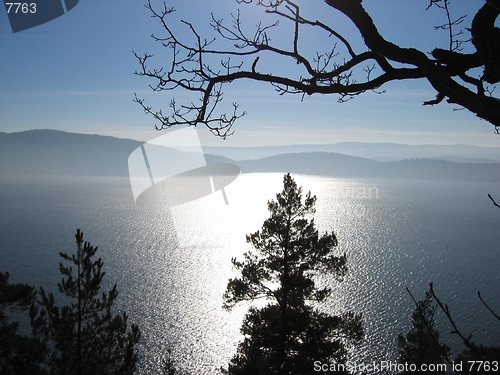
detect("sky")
[0,0,498,147]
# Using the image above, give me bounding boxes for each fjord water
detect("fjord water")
[0,173,499,374]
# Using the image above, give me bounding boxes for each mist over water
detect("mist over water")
[0,173,499,374]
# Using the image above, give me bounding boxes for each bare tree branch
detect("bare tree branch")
[135,0,500,137]
[488,193,500,209]
[477,291,500,321]
[429,283,480,355]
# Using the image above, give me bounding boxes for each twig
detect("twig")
[478,291,500,321]
[405,287,458,373]
[488,194,500,209]
[429,282,481,355]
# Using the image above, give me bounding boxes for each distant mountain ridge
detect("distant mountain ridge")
[231,152,500,182]
[1,129,500,182]
[203,142,500,163]
[0,129,141,177]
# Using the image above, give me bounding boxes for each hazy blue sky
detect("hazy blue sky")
[0,0,497,147]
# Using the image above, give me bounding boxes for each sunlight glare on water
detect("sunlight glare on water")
[130,174,288,373]
[127,173,500,373]
[0,173,498,374]
[132,173,366,373]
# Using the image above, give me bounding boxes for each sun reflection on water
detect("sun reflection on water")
[136,174,393,372]
[131,173,499,373]
[12,174,492,375]
[2,174,497,374]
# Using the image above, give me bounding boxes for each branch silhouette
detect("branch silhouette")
[135,0,500,137]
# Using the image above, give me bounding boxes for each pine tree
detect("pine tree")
[223,174,363,375]
[0,272,46,375]
[398,288,450,374]
[30,229,140,375]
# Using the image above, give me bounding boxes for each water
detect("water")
[0,173,499,374]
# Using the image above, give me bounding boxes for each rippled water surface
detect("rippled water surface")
[0,173,499,374]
